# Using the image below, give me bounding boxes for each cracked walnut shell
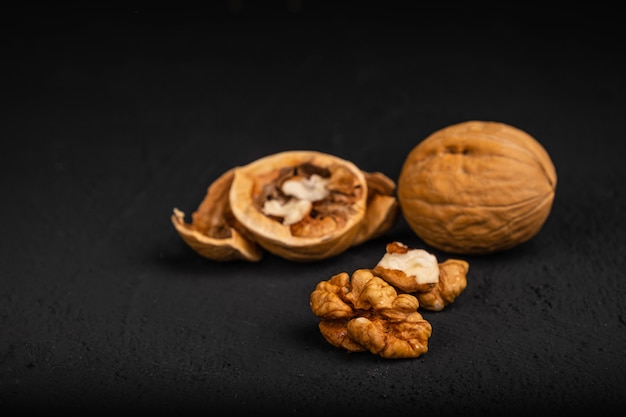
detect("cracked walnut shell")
[398,121,557,254]
[310,269,432,359]
[171,168,262,262]
[172,150,399,262]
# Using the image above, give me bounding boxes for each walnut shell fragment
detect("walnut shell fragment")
[171,169,263,262]
[372,241,468,311]
[352,171,399,246]
[310,269,432,359]
[398,120,557,254]
[172,150,399,262]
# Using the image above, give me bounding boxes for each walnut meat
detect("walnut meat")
[397,121,557,254]
[372,241,440,293]
[372,241,468,311]
[172,151,399,262]
[417,259,469,311]
[310,269,432,359]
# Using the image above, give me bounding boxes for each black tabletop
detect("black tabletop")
[2,4,625,416]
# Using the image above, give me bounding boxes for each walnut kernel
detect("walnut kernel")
[372,241,469,311]
[310,269,432,359]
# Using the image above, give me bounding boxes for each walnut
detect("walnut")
[397,120,557,254]
[371,241,439,293]
[172,151,399,262]
[416,258,469,311]
[352,171,399,246]
[310,269,432,359]
[372,241,469,311]
[171,169,263,262]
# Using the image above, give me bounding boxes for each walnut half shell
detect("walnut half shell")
[172,151,399,262]
[171,168,263,262]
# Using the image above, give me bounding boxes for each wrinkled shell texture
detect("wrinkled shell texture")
[172,150,398,262]
[398,120,557,254]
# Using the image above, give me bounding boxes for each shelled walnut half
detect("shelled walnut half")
[310,269,433,359]
[372,241,469,311]
[172,150,399,262]
[309,242,469,358]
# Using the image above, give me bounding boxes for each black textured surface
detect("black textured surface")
[2,4,625,416]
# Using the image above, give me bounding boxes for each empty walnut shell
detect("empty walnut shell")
[398,121,557,254]
[171,168,263,262]
[172,150,399,262]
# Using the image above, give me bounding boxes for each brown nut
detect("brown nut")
[372,241,469,311]
[416,258,469,312]
[310,269,432,359]
[371,241,440,293]
[397,121,557,254]
[172,150,399,262]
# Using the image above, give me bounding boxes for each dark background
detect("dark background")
[2,3,625,415]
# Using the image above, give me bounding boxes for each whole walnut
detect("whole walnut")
[172,151,398,262]
[397,121,557,254]
[310,269,432,359]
